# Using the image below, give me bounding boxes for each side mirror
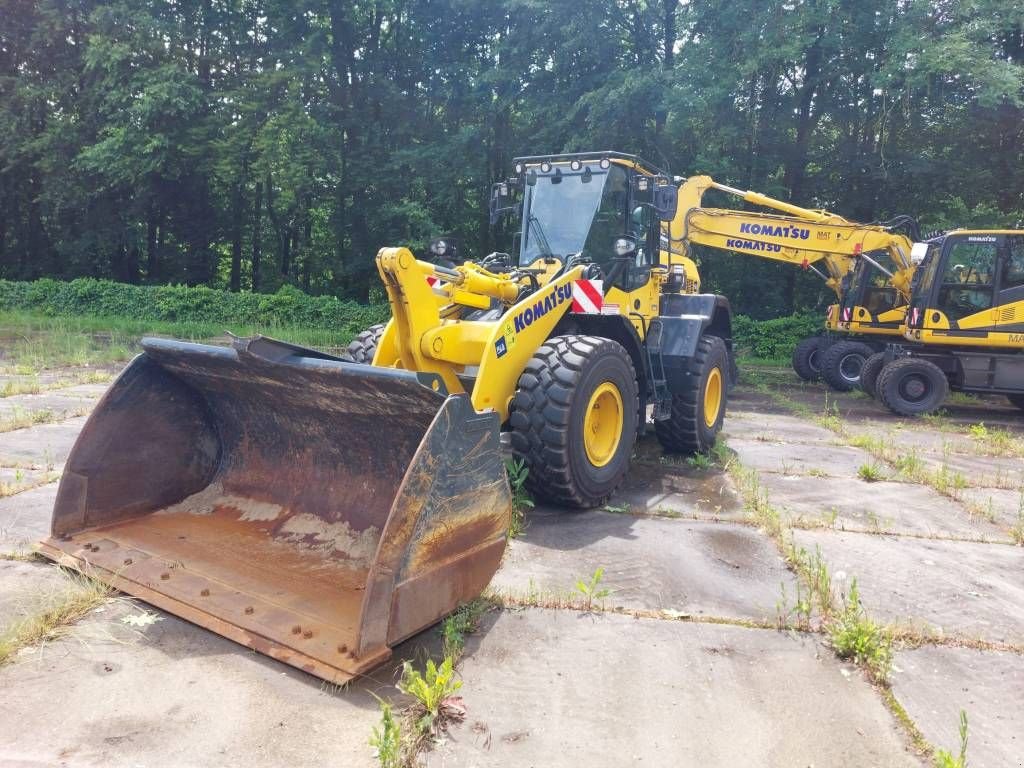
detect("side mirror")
[653,183,678,221]
[613,235,637,257]
[489,181,514,226]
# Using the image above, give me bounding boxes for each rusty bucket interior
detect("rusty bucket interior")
[40,336,511,683]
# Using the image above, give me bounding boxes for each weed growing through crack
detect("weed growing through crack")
[1011,490,1024,546]
[440,599,491,662]
[857,463,886,482]
[0,570,113,665]
[574,567,611,610]
[776,581,812,630]
[504,458,534,539]
[828,579,893,683]
[399,657,465,738]
[933,710,969,768]
[687,452,714,470]
[789,544,835,617]
[369,700,403,768]
[967,423,1022,458]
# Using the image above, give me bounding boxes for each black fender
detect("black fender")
[654,294,736,391]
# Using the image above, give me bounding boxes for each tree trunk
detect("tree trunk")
[251,180,263,291]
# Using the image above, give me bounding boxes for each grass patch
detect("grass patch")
[0,310,362,371]
[0,406,90,433]
[857,463,886,482]
[504,458,534,539]
[828,579,893,683]
[933,710,969,768]
[0,379,42,397]
[0,569,113,666]
[966,422,1024,458]
[440,598,493,662]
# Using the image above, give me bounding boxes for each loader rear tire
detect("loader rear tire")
[510,335,639,509]
[791,336,826,382]
[877,358,949,417]
[859,352,887,398]
[655,335,729,455]
[820,340,874,392]
[345,323,385,364]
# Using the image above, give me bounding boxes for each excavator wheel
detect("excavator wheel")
[345,323,385,363]
[877,358,949,416]
[859,352,887,398]
[655,335,729,455]
[820,340,874,392]
[791,336,826,382]
[510,335,639,509]
[1005,394,1024,411]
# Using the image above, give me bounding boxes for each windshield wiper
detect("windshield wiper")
[528,215,554,259]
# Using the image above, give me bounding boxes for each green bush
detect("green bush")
[0,277,821,360]
[0,278,388,333]
[732,313,822,360]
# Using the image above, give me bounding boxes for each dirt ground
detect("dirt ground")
[0,360,1022,767]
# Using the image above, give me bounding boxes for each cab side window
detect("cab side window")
[1003,237,1024,290]
[937,240,996,321]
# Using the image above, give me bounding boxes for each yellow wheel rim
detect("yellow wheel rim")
[583,382,624,467]
[703,367,723,428]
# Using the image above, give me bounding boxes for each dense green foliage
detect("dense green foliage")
[0,276,813,357]
[2,1,1022,318]
[731,313,823,359]
[0,278,387,330]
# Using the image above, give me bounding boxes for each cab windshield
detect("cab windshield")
[519,163,629,268]
[841,251,902,315]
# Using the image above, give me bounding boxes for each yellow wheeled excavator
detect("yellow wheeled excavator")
[666,176,919,391]
[41,151,737,683]
[869,229,1024,416]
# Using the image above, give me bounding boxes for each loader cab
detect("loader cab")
[906,231,1024,333]
[513,154,667,293]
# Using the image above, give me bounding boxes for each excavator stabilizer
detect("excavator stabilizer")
[40,336,511,683]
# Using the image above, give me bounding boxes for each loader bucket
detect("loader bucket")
[40,336,511,683]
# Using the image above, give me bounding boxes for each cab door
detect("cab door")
[933,236,1000,333]
[995,235,1024,328]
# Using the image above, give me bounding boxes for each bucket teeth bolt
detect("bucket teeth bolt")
[291,625,302,635]
[302,629,313,639]
[200,589,210,597]
[337,644,347,654]
[123,558,133,566]
[160,572,170,580]
[244,606,254,614]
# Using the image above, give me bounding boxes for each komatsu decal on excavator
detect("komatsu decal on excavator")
[738,222,811,239]
[725,238,784,252]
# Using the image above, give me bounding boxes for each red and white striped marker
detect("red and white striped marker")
[571,279,603,314]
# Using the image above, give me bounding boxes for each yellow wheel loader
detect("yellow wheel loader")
[41,151,735,683]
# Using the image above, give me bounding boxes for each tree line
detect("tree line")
[1,0,1022,317]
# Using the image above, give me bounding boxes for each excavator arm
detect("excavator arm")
[667,175,916,299]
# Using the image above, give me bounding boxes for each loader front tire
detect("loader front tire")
[345,323,385,364]
[510,335,639,509]
[655,335,729,455]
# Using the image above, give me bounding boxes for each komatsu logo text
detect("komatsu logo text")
[513,284,571,333]
[726,239,783,253]
[739,222,811,240]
